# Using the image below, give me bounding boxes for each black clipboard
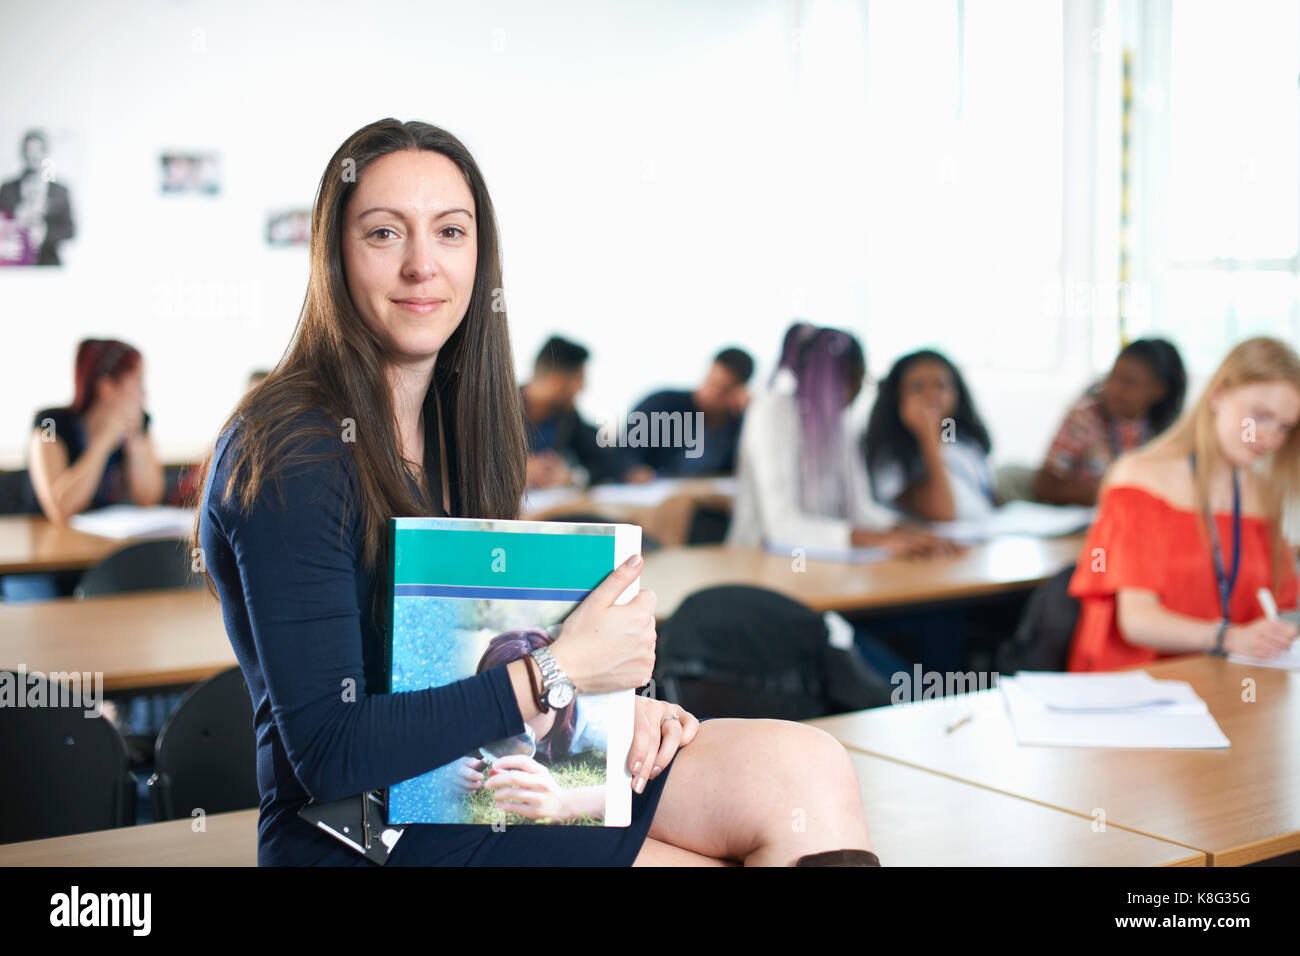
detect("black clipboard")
[298,790,405,865]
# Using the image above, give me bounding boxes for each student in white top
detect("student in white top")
[865,349,996,522]
[728,327,957,558]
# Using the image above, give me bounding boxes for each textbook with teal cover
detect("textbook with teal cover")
[385,516,640,827]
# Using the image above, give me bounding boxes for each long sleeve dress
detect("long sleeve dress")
[199,403,671,865]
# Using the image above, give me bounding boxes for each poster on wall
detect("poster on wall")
[160,152,220,195]
[0,127,78,267]
[266,208,310,246]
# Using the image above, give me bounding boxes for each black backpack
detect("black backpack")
[655,585,893,720]
[994,567,1081,674]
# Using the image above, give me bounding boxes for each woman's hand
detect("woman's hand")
[484,754,580,821]
[452,755,486,794]
[628,695,699,795]
[1224,617,1297,658]
[550,555,656,695]
[885,528,963,559]
[526,451,572,489]
[899,392,943,442]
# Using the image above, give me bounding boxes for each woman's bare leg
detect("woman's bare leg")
[632,718,871,866]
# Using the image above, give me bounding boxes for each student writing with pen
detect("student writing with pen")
[1067,338,1300,672]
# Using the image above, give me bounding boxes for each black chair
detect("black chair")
[0,671,137,843]
[685,504,731,544]
[0,469,38,515]
[147,666,259,821]
[655,585,892,720]
[993,566,1081,674]
[74,538,201,599]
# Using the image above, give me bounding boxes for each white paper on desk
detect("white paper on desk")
[764,541,892,564]
[588,476,737,509]
[1228,641,1300,671]
[1013,670,1182,712]
[587,478,690,508]
[930,501,1096,543]
[519,486,586,516]
[1000,675,1229,749]
[68,504,195,539]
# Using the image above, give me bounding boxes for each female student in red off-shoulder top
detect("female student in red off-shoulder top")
[1068,336,1300,672]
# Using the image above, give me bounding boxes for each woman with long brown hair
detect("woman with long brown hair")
[1068,336,1300,671]
[193,119,875,866]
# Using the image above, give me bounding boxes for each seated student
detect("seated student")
[771,321,816,388]
[1067,336,1300,672]
[28,338,164,522]
[194,119,877,866]
[865,349,995,522]
[520,336,619,488]
[2,339,164,602]
[620,347,754,482]
[728,326,957,559]
[1037,337,1187,506]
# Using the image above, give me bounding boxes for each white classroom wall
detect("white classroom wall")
[0,0,1120,472]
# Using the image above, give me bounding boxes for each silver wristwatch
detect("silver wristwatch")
[529,646,576,711]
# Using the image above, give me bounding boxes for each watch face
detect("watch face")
[546,681,576,709]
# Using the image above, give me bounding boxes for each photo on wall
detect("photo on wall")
[160,151,220,195]
[0,127,78,267]
[266,208,310,246]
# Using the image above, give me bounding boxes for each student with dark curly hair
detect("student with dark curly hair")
[864,349,995,522]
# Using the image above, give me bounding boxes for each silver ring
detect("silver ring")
[661,712,680,724]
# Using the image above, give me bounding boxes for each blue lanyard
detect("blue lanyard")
[1189,452,1241,620]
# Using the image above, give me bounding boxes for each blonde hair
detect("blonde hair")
[1143,336,1300,594]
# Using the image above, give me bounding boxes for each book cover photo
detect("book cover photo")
[386,516,640,828]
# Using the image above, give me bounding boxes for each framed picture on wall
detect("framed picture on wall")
[160,151,220,195]
[0,127,78,267]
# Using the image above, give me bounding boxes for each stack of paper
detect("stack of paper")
[931,500,1096,543]
[1000,670,1229,749]
[68,504,195,540]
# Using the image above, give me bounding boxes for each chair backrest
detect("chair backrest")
[994,464,1039,504]
[995,566,1081,674]
[0,470,39,516]
[655,585,892,720]
[0,672,137,843]
[148,666,259,821]
[74,538,200,598]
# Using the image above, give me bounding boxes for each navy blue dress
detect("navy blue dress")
[198,406,672,865]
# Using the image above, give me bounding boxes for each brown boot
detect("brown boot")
[794,849,881,866]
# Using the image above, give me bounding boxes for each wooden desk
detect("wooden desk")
[642,534,1085,620]
[0,515,122,575]
[524,479,734,548]
[810,656,1300,866]
[0,589,235,692]
[0,759,1199,867]
[845,750,1203,866]
[0,809,258,866]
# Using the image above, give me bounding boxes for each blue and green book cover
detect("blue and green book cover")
[386,516,639,827]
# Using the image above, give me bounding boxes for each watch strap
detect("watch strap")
[524,653,549,712]
[1211,619,1230,658]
